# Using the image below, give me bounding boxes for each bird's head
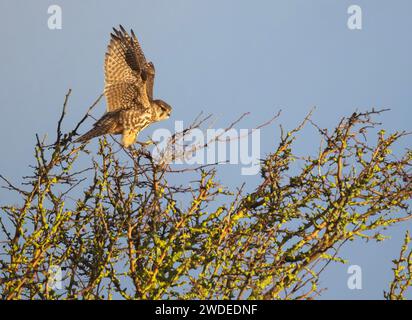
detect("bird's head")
[152,99,172,121]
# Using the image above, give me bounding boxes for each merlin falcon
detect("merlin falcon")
[76,25,172,147]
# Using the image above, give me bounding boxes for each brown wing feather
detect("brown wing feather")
[145,62,155,100]
[104,25,152,112]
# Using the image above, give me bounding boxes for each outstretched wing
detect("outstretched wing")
[104,25,152,112]
[145,61,155,100]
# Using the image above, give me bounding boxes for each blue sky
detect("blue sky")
[0,0,411,299]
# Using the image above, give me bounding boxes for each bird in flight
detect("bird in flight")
[76,25,172,147]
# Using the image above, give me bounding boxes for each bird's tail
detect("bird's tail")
[75,112,118,143]
[75,126,106,143]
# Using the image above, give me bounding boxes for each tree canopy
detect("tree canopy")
[0,91,411,299]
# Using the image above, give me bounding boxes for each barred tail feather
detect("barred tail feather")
[75,112,119,143]
[75,126,106,143]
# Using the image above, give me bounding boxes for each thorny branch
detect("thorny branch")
[0,90,411,300]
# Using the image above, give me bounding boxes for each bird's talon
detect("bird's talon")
[137,139,154,147]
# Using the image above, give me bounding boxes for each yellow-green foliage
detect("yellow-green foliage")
[384,231,412,300]
[0,94,411,300]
